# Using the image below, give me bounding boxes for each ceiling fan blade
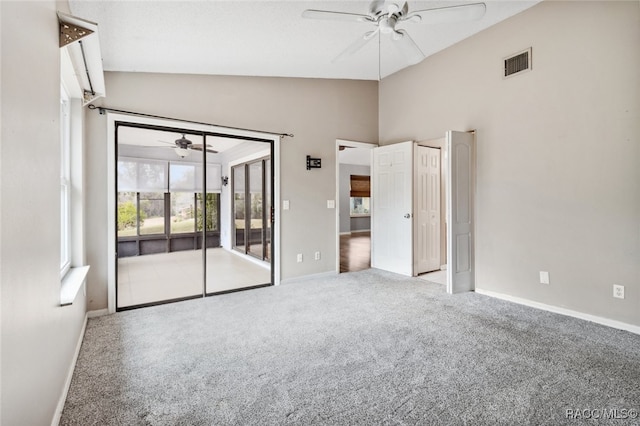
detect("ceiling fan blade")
[404,2,486,25]
[393,30,425,65]
[191,144,218,154]
[332,29,379,63]
[399,2,409,17]
[369,0,385,15]
[302,9,373,23]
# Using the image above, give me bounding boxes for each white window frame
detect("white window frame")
[59,47,90,306]
[60,84,72,277]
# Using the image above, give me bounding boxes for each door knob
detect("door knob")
[404,213,411,219]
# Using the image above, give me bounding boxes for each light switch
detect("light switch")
[283,200,290,210]
[327,200,335,209]
[539,271,550,285]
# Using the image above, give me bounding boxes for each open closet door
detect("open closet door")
[446,131,475,294]
[371,141,413,276]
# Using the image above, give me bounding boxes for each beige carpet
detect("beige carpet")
[63,269,640,425]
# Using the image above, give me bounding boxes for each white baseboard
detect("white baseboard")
[87,308,109,318]
[340,230,370,235]
[350,229,371,234]
[280,271,338,285]
[440,264,447,271]
[228,248,270,269]
[51,313,88,426]
[475,288,640,335]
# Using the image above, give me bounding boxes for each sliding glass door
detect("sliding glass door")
[232,158,271,262]
[233,165,246,252]
[248,161,264,259]
[116,123,273,310]
[264,159,271,262]
[206,155,271,293]
[116,129,209,309]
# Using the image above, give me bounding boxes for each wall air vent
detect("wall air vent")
[504,48,532,78]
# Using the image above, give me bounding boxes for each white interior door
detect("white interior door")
[446,131,475,293]
[415,146,441,274]
[371,141,413,276]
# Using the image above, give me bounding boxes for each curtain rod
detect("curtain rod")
[87,105,294,138]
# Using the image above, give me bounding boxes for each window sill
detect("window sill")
[350,214,371,218]
[60,265,90,306]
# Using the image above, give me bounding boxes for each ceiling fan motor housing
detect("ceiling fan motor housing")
[379,15,398,34]
[175,135,193,149]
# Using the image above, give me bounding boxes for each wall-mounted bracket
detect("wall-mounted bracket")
[58,12,105,106]
[306,155,321,170]
[59,20,93,47]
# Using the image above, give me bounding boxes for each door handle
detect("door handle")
[404,213,411,219]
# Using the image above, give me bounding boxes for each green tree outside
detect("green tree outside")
[117,201,146,231]
[197,193,218,232]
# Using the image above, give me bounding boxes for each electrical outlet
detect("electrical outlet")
[314,251,321,261]
[613,285,625,299]
[296,253,303,263]
[539,271,550,285]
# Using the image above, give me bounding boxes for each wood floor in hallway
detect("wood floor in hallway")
[340,231,370,273]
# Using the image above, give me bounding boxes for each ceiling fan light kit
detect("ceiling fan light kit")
[174,147,190,158]
[302,1,486,68]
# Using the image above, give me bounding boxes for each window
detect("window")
[349,175,370,216]
[171,192,195,234]
[350,197,370,215]
[60,85,71,276]
[59,34,92,305]
[139,192,165,235]
[117,191,220,237]
[117,157,221,241]
[117,192,138,237]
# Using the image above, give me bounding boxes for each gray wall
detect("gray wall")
[379,1,640,326]
[350,216,370,233]
[339,164,371,233]
[85,73,378,309]
[0,1,88,424]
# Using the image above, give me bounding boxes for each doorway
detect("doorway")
[335,139,376,273]
[114,121,274,310]
[370,131,476,294]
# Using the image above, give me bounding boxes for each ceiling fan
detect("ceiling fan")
[302,1,486,65]
[156,134,218,159]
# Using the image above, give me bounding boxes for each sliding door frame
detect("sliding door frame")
[106,113,281,314]
[231,156,271,262]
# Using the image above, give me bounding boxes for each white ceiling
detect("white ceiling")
[69,0,540,81]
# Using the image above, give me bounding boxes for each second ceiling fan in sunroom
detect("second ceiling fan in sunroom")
[156,134,217,159]
[302,1,486,66]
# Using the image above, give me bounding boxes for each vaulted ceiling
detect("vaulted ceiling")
[69,0,540,81]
